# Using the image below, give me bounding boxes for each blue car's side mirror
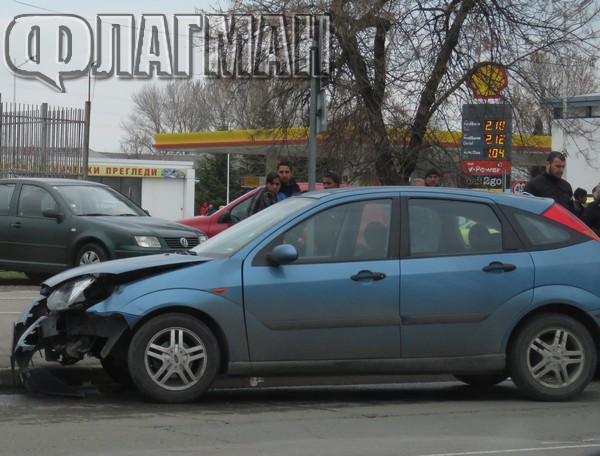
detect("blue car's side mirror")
[267,244,298,266]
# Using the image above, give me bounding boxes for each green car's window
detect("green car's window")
[0,184,15,215]
[18,185,57,218]
[56,185,144,216]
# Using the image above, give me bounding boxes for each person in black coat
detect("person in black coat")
[277,160,301,201]
[523,151,574,213]
[572,187,587,218]
[246,172,280,217]
[582,184,600,235]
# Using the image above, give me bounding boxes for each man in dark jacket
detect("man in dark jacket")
[523,151,574,212]
[582,184,600,235]
[246,172,280,217]
[277,160,301,201]
[573,187,588,218]
[424,167,441,187]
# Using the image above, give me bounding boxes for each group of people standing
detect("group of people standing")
[246,160,342,217]
[410,153,600,236]
[207,152,600,235]
[198,201,215,216]
[523,151,600,235]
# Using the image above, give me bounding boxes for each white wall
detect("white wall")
[552,118,600,193]
[89,157,196,221]
[142,177,186,220]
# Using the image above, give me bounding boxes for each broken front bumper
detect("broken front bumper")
[11,297,48,377]
[11,297,129,396]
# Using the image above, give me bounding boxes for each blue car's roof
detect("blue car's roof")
[299,186,553,214]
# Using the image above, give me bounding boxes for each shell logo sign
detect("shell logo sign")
[466,62,508,99]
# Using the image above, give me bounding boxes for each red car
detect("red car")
[178,183,323,237]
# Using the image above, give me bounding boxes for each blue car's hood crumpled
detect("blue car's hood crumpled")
[42,253,211,288]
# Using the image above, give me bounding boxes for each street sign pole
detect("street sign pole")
[308,19,328,192]
[308,39,318,192]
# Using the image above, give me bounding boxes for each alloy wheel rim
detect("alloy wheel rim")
[526,327,585,389]
[144,327,207,391]
[80,251,100,264]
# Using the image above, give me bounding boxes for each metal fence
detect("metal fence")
[0,101,86,179]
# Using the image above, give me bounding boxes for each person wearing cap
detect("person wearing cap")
[322,170,341,189]
[424,168,441,187]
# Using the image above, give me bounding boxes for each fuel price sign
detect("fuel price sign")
[461,104,512,190]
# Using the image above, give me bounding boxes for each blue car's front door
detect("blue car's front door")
[242,197,401,361]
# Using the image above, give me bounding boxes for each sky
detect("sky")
[0,0,226,152]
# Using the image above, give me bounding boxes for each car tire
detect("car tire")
[508,313,596,401]
[76,243,108,266]
[100,355,134,388]
[453,374,508,387]
[127,314,220,403]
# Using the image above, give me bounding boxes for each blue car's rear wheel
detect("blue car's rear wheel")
[508,313,596,401]
[128,314,220,403]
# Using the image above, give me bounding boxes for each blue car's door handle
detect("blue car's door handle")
[351,271,387,281]
[482,262,516,273]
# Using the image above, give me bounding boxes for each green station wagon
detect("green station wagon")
[0,178,207,281]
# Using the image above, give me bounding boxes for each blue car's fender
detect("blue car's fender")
[501,284,600,351]
[88,287,249,362]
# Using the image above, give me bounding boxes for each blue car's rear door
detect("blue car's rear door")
[400,196,535,358]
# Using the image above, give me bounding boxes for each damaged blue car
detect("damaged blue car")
[12,187,600,402]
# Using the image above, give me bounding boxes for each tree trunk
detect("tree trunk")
[405,0,477,180]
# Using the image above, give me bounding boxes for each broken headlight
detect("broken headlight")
[47,276,96,311]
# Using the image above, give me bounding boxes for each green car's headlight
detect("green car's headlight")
[135,236,161,248]
[47,276,96,311]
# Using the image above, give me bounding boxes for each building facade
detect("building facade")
[547,93,600,194]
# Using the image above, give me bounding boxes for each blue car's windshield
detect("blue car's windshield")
[191,197,314,256]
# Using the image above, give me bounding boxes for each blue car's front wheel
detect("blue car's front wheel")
[128,313,220,403]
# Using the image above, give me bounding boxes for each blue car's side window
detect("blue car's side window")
[513,211,571,246]
[282,199,393,264]
[408,198,502,257]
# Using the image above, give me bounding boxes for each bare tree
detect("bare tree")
[120,80,213,156]
[509,51,600,136]
[224,0,600,184]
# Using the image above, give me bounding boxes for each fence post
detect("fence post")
[83,101,90,179]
